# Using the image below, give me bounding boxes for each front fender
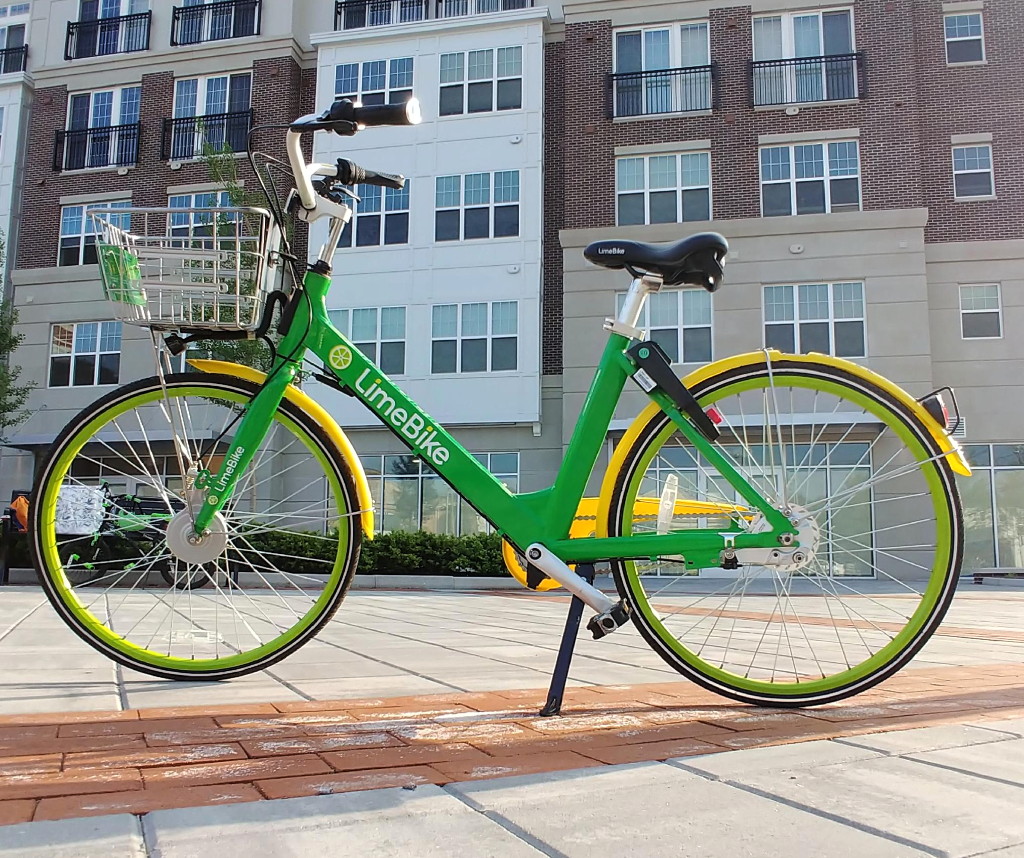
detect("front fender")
[187,359,374,538]
[596,350,970,538]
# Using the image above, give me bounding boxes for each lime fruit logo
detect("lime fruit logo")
[329,345,352,370]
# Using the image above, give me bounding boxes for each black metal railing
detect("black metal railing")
[65,13,150,60]
[161,110,252,160]
[54,123,142,172]
[334,0,531,30]
[608,65,715,118]
[0,45,27,73]
[171,0,261,46]
[751,53,864,106]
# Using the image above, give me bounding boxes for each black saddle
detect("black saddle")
[583,232,729,291]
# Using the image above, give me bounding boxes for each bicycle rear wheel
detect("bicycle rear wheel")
[31,373,362,680]
[606,357,962,706]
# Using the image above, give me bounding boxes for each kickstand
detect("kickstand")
[539,563,596,717]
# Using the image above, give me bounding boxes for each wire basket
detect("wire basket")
[92,206,280,333]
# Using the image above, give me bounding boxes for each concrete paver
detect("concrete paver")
[0,814,142,857]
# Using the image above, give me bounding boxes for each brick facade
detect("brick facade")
[541,40,565,375]
[558,1,1021,242]
[16,56,307,271]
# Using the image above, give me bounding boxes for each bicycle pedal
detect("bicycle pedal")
[587,601,631,639]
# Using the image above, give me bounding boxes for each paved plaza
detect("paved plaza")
[1,581,1024,855]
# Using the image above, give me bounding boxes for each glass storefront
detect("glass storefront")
[958,444,1024,569]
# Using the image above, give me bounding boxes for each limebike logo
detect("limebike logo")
[214,446,246,492]
[355,369,451,467]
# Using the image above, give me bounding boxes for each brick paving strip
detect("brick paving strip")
[1,661,1024,826]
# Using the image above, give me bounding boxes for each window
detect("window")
[0,16,24,71]
[952,145,994,198]
[439,47,522,116]
[958,444,1024,569]
[70,0,149,59]
[49,321,123,387]
[59,200,131,266]
[764,282,865,357]
[0,4,31,16]
[945,13,984,64]
[752,10,856,105]
[174,0,258,45]
[613,23,711,116]
[431,301,518,373]
[617,289,713,363]
[168,191,232,240]
[960,284,1001,339]
[170,73,251,159]
[335,58,414,105]
[616,152,711,225]
[435,171,519,241]
[760,141,860,216]
[63,86,141,170]
[328,306,407,375]
[338,183,410,248]
[362,452,519,535]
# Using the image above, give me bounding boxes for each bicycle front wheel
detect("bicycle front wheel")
[606,357,963,706]
[31,373,362,680]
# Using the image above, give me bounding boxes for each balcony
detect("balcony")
[161,110,252,161]
[65,13,150,60]
[334,0,532,31]
[171,0,261,46]
[0,45,26,74]
[751,53,865,107]
[53,124,142,172]
[608,66,716,118]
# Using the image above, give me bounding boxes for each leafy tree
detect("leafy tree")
[0,234,33,443]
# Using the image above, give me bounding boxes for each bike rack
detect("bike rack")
[539,563,596,717]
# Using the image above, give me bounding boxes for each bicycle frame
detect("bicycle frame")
[188,268,795,572]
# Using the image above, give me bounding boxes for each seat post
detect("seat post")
[608,273,663,339]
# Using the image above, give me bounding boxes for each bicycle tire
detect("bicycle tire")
[30,372,362,680]
[606,357,963,707]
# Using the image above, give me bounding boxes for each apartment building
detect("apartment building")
[3,0,1022,574]
[554,0,1024,573]
[0,1,31,282]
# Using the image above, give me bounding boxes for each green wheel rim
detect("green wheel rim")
[35,381,353,674]
[615,365,958,699]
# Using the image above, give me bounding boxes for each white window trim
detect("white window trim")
[944,11,986,65]
[334,57,414,104]
[952,144,995,200]
[434,171,520,242]
[762,282,867,358]
[615,151,713,226]
[438,46,524,117]
[336,183,411,250]
[173,72,251,118]
[752,7,857,60]
[59,200,131,266]
[759,140,862,216]
[48,321,123,389]
[959,284,1002,340]
[66,85,141,130]
[430,301,519,375]
[327,306,408,376]
[618,289,714,364]
[612,20,711,71]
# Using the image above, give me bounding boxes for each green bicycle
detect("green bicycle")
[30,98,970,706]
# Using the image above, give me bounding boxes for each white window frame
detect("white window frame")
[763,282,866,358]
[752,8,856,61]
[67,85,141,130]
[328,306,408,376]
[334,57,414,105]
[617,289,714,364]
[431,301,519,374]
[612,22,712,115]
[63,86,142,170]
[952,144,995,199]
[438,46,523,116]
[615,152,712,225]
[337,183,411,249]
[168,190,232,237]
[48,321,123,388]
[59,200,131,266]
[760,140,861,216]
[435,171,520,241]
[959,284,1002,339]
[944,12,985,65]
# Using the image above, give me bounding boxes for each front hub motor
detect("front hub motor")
[165,509,229,565]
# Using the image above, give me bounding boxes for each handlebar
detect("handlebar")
[286,97,421,214]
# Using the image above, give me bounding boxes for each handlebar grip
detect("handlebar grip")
[336,158,406,190]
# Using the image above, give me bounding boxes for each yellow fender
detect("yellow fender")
[187,359,375,538]
[595,350,971,539]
